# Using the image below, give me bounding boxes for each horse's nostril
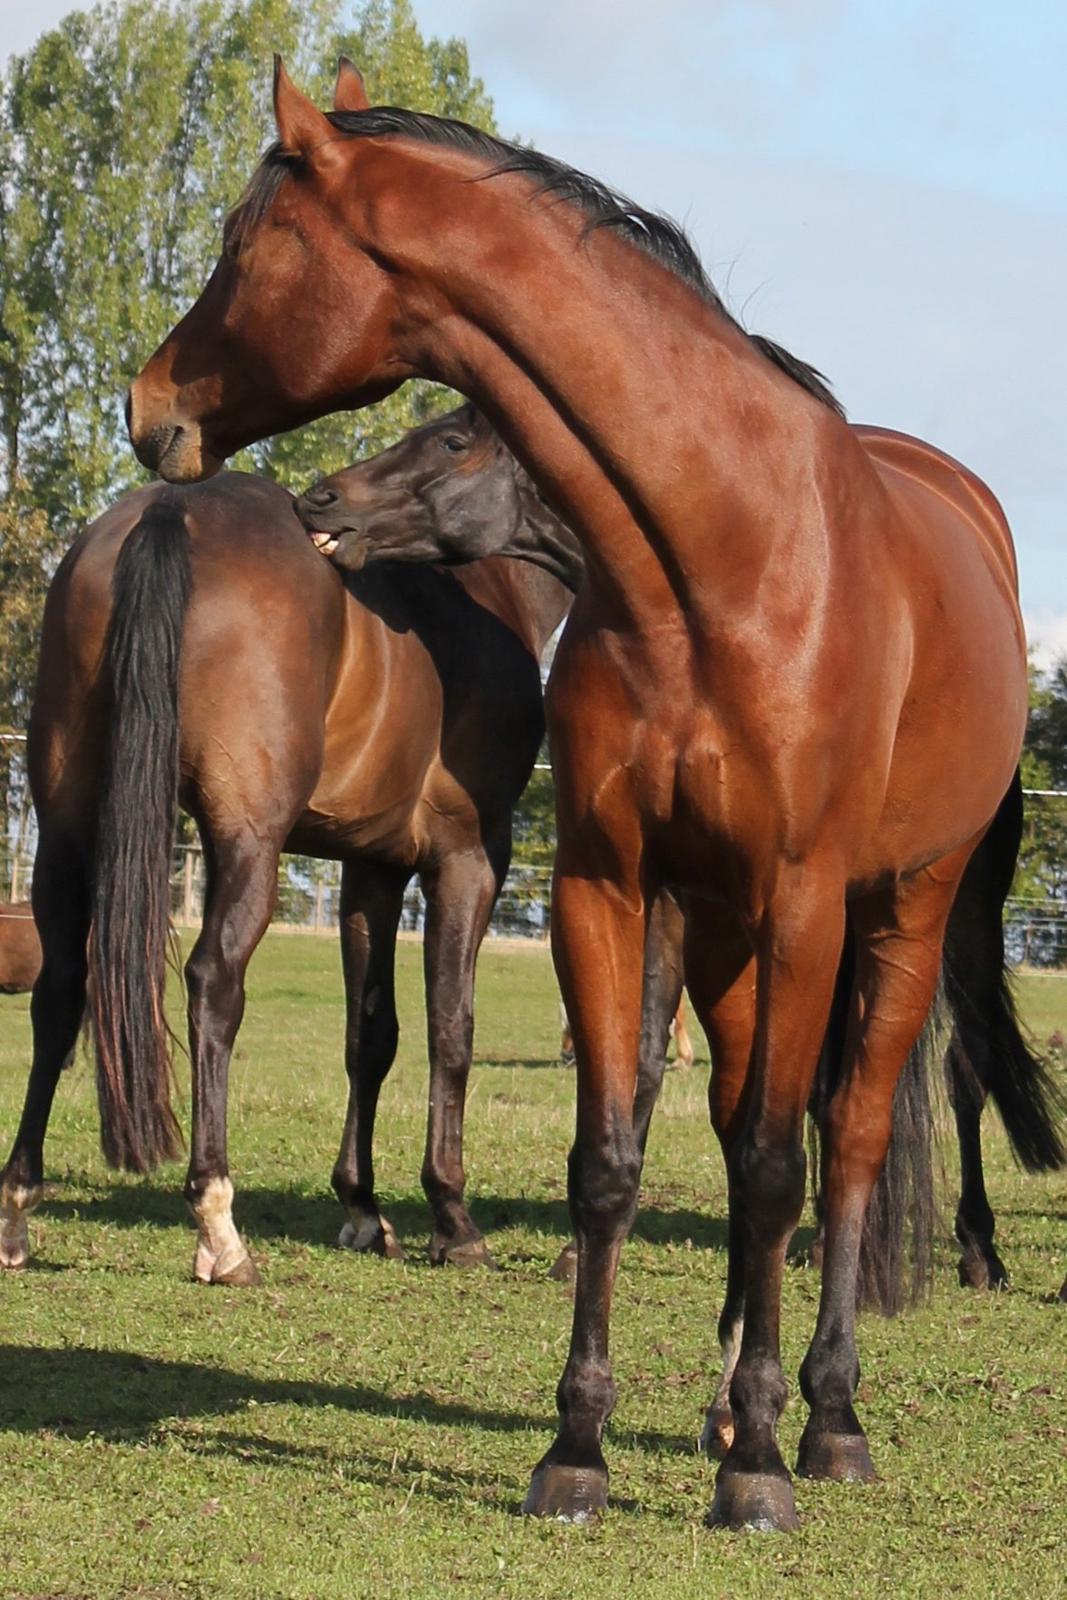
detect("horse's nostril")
[304,485,338,509]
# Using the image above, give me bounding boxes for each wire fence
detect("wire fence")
[2,775,1066,960]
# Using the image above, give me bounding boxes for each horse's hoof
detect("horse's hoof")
[957,1249,1008,1291]
[706,1468,799,1533]
[522,1462,608,1522]
[429,1234,497,1270]
[0,1184,38,1270]
[338,1215,405,1260]
[548,1242,578,1284]
[0,1219,30,1270]
[796,1427,875,1482]
[699,1404,734,1460]
[215,1255,262,1288]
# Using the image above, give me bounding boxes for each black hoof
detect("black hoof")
[698,1404,734,1460]
[957,1248,1008,1291]
[548,1242,578,1284]
[706,1468,799,1532]
[429,1234,498,1270]
[796,1426,875,1482]
[522,1462,607,1522]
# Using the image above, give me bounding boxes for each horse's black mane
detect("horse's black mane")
[233,106,844,418]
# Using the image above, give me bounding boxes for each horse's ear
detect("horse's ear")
[273,55,333,158]
[334,56,370,113]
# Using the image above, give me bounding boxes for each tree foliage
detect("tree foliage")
[0,0,494,840]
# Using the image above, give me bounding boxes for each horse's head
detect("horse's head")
[297,406,585,591]
[127,59,409,482]
[295,405,527,571]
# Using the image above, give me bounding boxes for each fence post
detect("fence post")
[182,849,196,925]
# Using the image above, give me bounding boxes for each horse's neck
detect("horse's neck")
[455,558,571,660]
[385,150,832,624]
[500,474,584,596]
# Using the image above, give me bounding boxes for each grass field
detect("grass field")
[0,933,1063,1600]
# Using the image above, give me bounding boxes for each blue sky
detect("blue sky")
[5,0,1065,659]
[409,0,1067,661]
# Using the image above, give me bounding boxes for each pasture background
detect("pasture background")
[0,933,1063,1600]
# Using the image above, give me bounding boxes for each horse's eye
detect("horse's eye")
[441,436,468,454]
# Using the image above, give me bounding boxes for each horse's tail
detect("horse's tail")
[854,1012,938,1314]
[808,926,937,1317]
[942,772,1065,1174]
[88,494,191,1173]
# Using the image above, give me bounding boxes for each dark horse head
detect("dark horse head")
[295,405,584,592]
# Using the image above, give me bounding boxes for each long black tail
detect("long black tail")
[812,770,1066,1315]
[942,771,1065,1174]
[88,494,191,1173]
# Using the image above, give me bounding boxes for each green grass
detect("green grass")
[0,934,1064,1600]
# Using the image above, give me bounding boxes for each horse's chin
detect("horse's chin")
[156,424,224,484]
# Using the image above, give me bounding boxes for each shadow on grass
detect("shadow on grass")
[41,1180,735,1255]
[0,1344,691,1473]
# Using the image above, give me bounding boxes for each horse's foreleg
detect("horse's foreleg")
[184,833,279,1286]
[707,868,845,1532]
[331,858,407,1257]
[524,868,646,1522]
[797,853,968,1482]
[549,890,684,1284]
[0,831,90,1269]
[420,844,505,1268]
[682,909,757,1461]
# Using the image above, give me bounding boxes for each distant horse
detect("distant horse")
[300,403,1064,1308]
[1,466,626,1282]
[129,61,1036,1529]
[0,903,41,994]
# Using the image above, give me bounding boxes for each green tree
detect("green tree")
[1015,659,1067,964]
[0,0,494,841]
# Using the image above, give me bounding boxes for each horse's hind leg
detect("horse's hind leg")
[797,850,971,1482]
[949,1042,1005,1288]
[331,858,407,1256]
[184,831,280,1286]
[420,842,506,1268]
[0,830,91,1268]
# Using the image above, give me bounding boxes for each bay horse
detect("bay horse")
[0,466,601,1281]
[0,903,41,994]
[128,61,1032,1530]
[300,403,1064,1306]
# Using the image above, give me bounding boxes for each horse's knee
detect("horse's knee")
[735,1137,807,1236]
[568,1118,641,1239]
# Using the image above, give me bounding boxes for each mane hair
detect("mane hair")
[230,107,844,418]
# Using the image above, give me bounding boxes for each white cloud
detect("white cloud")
[1025,609,1067,672]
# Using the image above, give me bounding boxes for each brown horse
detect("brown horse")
[0,468,587,1278]
[299,403,1063,1306]
[128,61,1030,1530]
[0,904,41,994]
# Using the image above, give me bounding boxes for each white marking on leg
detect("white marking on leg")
[699,1313,744,1454]
[338,1206,401,1255]
[0,1182,40,1270]
[190,1176,250,1282]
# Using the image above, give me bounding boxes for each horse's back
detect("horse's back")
[32,475,345,829]
[855,425,1020,598]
